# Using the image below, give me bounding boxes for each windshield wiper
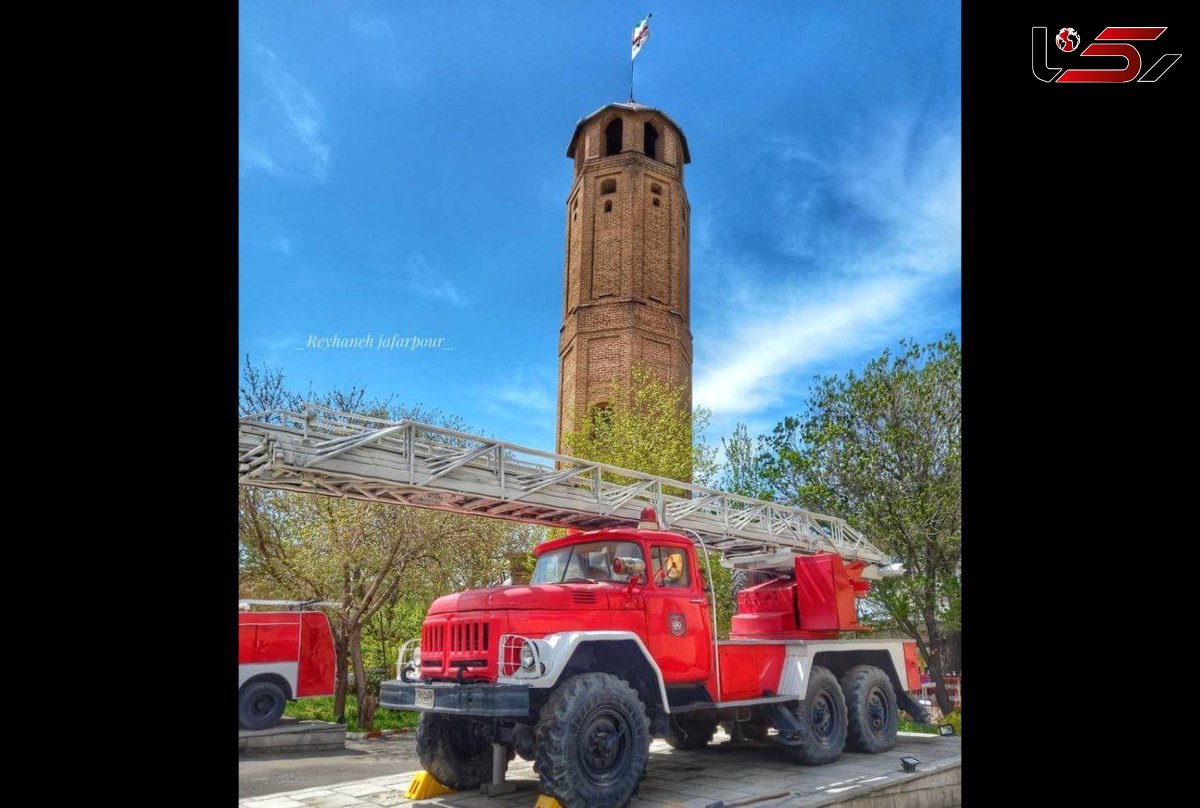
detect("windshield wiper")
[561,576,598,584]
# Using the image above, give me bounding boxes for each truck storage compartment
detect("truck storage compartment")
[716,643,786,702]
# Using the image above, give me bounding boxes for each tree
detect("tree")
[720,423,773,499]
[238,356,542,725]
[562,364,719,485]
[759,335,961,714]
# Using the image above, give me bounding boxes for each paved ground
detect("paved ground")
[239,731,960,807]
[240,731,422,799]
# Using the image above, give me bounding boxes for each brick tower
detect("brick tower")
[555,102,693,466]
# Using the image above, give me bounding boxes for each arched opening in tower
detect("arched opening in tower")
[643,122,658,161]
[605,118,623,156]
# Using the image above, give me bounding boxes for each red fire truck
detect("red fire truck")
[239,602,337,730]
[381,509,927,808]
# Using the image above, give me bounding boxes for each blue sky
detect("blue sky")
[239,0,960,454]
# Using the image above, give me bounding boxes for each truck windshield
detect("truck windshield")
[531,541,645,584]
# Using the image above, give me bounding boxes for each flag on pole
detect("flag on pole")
[631,14,652,60]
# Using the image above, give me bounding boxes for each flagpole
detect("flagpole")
[630,58,635,102]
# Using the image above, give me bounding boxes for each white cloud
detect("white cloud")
[496,384,556,415]
[239,135,282,177]
[240,46,331,181]
[479,366,558,421]
[404,254,470,307]
[695,274,917,416]
[693,113,960,420]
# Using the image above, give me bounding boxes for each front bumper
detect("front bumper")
[379,680,532,717]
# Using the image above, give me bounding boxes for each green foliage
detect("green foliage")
[699,549,735,639]
[719,423,773,499]
[897,717,938,734]
[563,364,719,485]
[898,709,960,736]
[283,696,419,732]
[731,335,961,713]
[944,709,962,736]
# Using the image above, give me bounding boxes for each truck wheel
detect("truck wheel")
[842,665,898,753]
[416,713,512,790]
[534,673,650,808]
[731,569,750,598]
[784,666,847,765]
[239,680,286,730]
[666,715,717,750]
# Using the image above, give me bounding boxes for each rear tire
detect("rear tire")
[533,673,650,808]
[666,715,718,750]
[784,666,847,765]
[416,713,512,790]
[842,665,898,753]
[731,569,750,598]
[239,680,287,730]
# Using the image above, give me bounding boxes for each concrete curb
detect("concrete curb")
[803,760,962,808]
[240,720,347,754]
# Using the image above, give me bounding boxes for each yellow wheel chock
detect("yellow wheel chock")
[404,770,455,799]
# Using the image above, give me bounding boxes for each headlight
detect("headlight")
[398,645,420,681]
[520,641,537,670]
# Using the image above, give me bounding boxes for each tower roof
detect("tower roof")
[566,102,691,164]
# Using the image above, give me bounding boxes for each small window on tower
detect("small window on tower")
[652,198,660,207]
[644,122,659,161]
[605,118,623,156]
[650,183,662,195]
[604,200,612,213]
[600,178,617,195]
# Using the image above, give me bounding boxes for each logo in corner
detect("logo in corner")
[1032,26,1181,83]
[1056,27,1081,52]
[668,613,686,636]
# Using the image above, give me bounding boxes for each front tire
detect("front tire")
[534,673,650,808]
[842,665,898,753]
[784,666,848,765]
[239,680,287,730]
[416,713,512,790]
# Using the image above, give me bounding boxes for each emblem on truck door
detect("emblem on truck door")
[668,613,686,636]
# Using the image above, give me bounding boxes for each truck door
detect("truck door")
[644,544,711,683]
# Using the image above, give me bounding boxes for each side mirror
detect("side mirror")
[613,556,646,578]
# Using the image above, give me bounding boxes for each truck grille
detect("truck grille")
[419,616,501,680]
[448,621,490,653]
[422,623,445,652]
